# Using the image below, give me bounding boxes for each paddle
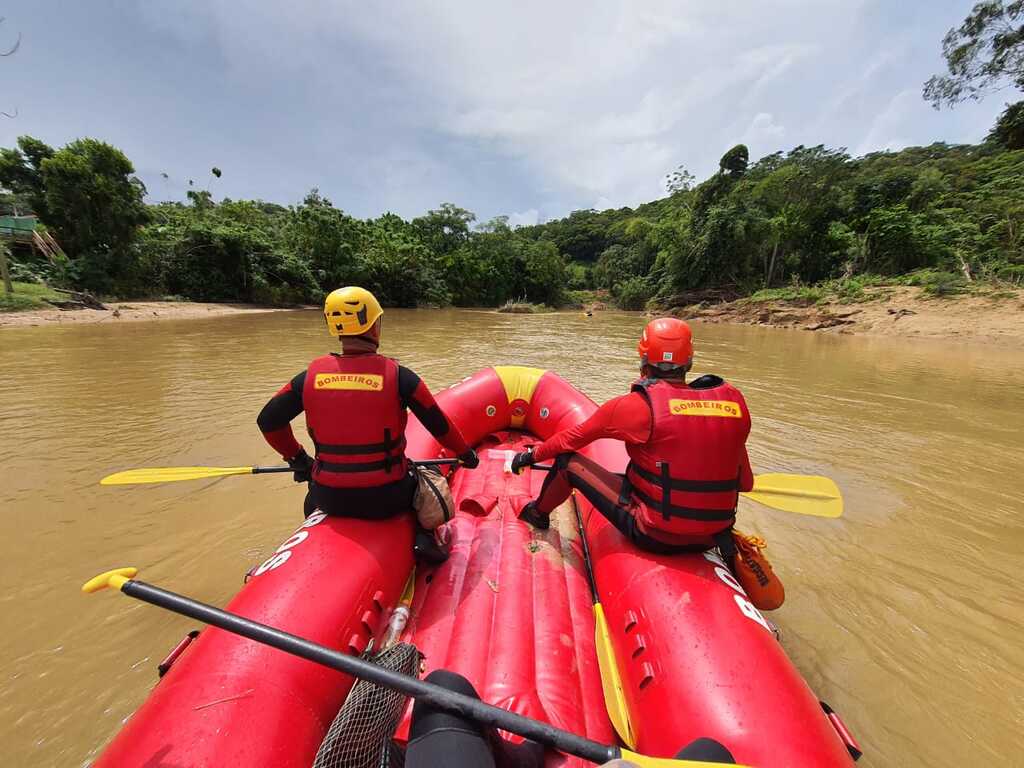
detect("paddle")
[99,459,840,518]
[99,458,465,486]
[571,494,637,748]
[83,568,746,768]
[515,465,843,519]
[744,474,843,519]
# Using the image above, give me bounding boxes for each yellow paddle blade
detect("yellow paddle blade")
[744,473,843,518]
[100,466,256,486]
[619,748,753,767]
[593,603,637,749]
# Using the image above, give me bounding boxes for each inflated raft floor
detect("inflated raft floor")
[398,432,615,767]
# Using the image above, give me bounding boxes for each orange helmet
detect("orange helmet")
[637,317,693,370]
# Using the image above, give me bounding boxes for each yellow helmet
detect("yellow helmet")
[323,286,384,337]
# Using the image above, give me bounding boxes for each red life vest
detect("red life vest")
[302,353,408,489]
[625,375,750,538]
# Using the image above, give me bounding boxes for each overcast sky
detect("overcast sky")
[0,1,1010,224]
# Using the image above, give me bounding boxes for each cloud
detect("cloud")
[1,1,1009,221]
[508,209,540,228]
[853,89,920,156]
[737,113,786,155]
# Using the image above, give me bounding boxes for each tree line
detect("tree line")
[1,1,1021,309]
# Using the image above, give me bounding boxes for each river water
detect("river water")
[1,308,1021,767]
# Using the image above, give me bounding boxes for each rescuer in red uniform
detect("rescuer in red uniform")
[258,286,478,563]
[510,317,753,554]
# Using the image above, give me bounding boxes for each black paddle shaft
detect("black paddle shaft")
[120,579,617,764]
[571,496,601,604]
[254,460,461,474]
[252,459,553,473]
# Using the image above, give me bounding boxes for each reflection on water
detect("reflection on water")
[1,308,1021,766]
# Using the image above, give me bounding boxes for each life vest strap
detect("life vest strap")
[630,485,736,522]
[317,457,407,474]
[629,462,740,493]
[313,434,406,456]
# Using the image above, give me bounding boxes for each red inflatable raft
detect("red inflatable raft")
[92,366,860,767]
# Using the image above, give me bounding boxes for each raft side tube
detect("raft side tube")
[93,514,414,768]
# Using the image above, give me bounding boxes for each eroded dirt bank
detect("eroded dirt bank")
[669,286,1024,347]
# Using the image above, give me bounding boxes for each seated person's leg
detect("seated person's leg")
[406,670,495,768]
[675,737,735,763]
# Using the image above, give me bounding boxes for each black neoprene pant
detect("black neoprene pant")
[405,670,497,768]
[404,670,736,766]
[302,472,418,519]
[534,453,716,554]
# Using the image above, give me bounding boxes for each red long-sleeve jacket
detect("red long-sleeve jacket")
[533,391,754,492]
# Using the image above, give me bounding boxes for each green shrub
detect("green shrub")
[897,269,968,297]
[995,264,1024,284]
[497,299,551,314]
[613,276,653,310]
[747,285,825,304]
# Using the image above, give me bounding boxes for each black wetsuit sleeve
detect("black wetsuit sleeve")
[257,371,306,433]
[398,365,470,454]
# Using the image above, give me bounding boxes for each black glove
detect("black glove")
[458,449,480,469]
[510,447,535,475]
[287,448,315,483]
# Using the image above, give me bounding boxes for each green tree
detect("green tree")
[519,239,566,305]
[988,100,1024,148]
[412,203,475,257]
[720,144,750,178]
[362,213,450,306]
[863,205,945,273]
[924,1,1024,107]
[0,136,55,219]
[285,189,366,289]
[592,243,654,290]
[613,276,653,310]
[664,165,696,194]
[161,199,316,303]
[443,227,520,306]
[39,139,149,291]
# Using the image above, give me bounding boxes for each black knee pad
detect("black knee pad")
[675,737,735,763]
[423,669,480,699]
[411,670,484,741]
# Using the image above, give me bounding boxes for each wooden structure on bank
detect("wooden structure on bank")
[0,215,64,261]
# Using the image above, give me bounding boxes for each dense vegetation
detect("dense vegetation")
[0,149,574,308]
[1,1,1021,310]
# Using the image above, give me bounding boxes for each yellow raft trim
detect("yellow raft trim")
[493,366,547,428]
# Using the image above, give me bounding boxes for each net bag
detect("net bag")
[312,642,422,768]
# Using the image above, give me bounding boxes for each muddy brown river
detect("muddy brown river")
[1,308,1021,766]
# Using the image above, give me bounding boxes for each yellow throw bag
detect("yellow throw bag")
[413,466,455,530]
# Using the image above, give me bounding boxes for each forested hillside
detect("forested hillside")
[2,131,1021,311]
[1,126,1021,311]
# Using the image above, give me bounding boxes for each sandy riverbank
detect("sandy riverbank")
[0,300,303,328]
[671,286,1024,347]
[4,288,1021,346]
